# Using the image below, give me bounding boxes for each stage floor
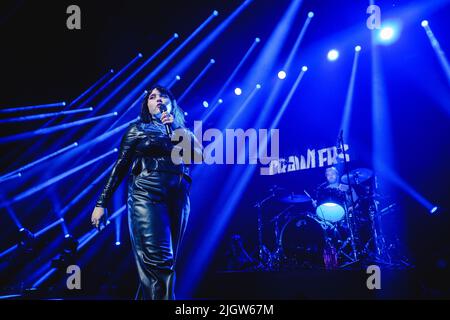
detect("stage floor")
[1,267,449,300]
[193,268,449,300]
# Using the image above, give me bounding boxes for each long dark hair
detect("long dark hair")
[140,85,186,128]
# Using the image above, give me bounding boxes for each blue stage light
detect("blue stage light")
[0,102,66,114]
[203,101,209,108]
[34,218,65,238]
[68,69,114,107]
[18,228,36,252]
[256,84,261,89]
[0,107,94,124]
[327,49,339,61]
[430,206,438,214]
[0,142,78,182]
[202,37,261,123]
[0,112,118,144]
[115,241,121,246]
[308,11,314,18]
[277,70,287,79]
[380,27,394,40]
[218,99,223,104]
[79,53,143,110]
[376,21,402,45]
[234,88,242,96]
[0,149,117,208]
[178,60,216,102]
[355,45,361,52]
[255,37,261,43]
[302,66,308,72]
[420,19,450,85]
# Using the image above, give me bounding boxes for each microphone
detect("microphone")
[336,129,343,154]
[159,104,172,136]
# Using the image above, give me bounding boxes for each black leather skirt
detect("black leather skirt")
[127,169,190,300]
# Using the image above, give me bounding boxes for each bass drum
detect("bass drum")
[280,215,326,268]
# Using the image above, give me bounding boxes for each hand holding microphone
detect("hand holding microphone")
[159,104,174,136]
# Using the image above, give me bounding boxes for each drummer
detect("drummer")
[314,167,358,210]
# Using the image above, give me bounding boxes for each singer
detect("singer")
[90,85,202,300]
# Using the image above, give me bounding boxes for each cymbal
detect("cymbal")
[279,194,311,204]
[341,168,373,185]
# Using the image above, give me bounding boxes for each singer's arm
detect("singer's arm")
[96,122,139,208]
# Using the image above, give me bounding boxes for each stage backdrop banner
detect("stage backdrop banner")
[261,144,350,175]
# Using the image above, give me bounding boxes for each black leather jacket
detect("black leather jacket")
[96,120,195,208]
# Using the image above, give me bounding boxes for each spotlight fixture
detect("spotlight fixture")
[51,235,79,269]
[18,228,36,253]
[430,206,439,214]
[327,49,339,61]
[380,27,394,41]
[376,21,402,45]
[277,71,287,80]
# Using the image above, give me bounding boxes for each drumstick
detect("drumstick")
[303,190,313,200]
[304,189,318,208]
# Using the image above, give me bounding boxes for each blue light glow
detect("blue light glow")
[327,49,339,61]
[278,70,287,79]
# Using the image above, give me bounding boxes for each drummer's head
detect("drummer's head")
[325,167,339,184]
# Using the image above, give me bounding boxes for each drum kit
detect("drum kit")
[253,167,407,270]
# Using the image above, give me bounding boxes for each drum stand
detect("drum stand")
[360,197,398,267]
[337,130,360,268]
[270,206,295,270]
[329,222,354,264]
[253,191,277,270]
[307,214,357,269]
